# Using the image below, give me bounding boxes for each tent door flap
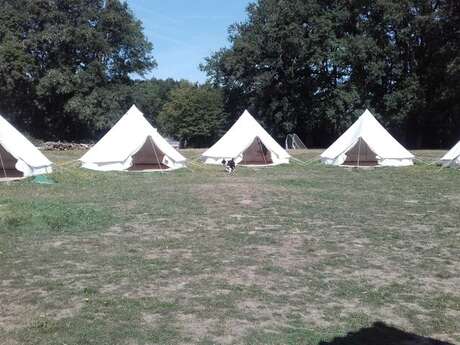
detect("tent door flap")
[0,144,23,178]
[241,137,273,165]
[128,137,169,171]
[343,138,378,167]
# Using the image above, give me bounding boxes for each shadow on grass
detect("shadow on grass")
[320,322,454,345]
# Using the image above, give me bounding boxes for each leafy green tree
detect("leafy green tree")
[157,82,225,148]
[130,78,180,125]
[203,0,460,148]
[0,0,155,140]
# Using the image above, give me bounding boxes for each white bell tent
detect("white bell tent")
[321,109,414,167]
[202,110,290,166]
[0,114,53,179]
[80,105,186,172]
[439,141,460,167]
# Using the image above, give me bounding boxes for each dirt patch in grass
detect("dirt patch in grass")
[0,302,36,332]
[0,279,83,332]
[213,319,254,344]
[144,248,193,261]
[51,298,84,321]
[142,312,162,325]
[191,181,269,211]
[177,313,217,342]
[347,267,404,289]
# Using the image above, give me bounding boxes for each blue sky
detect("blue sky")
[126,0,251,83]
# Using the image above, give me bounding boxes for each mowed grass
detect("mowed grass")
[0,149,459,345]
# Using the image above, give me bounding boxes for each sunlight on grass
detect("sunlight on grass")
[0,149,458,345]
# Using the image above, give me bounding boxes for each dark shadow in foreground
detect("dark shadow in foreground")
[319,322,455,345]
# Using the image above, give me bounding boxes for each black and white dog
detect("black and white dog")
[221,158,236,174]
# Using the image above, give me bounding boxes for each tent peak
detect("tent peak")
[361,109,374,118]
[241,109,253,118]
[127,105,144,117]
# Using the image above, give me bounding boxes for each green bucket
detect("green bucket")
[33,175,56,185]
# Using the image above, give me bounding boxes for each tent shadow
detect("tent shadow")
[319,322,454,345]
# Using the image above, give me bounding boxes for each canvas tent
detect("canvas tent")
[439,141,460,167]
[80,105,186,171]
[0,114,53,179]
[321,109,414,167]
[202,110,290,166]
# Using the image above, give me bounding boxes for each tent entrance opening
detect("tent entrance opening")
[343,138,378,166]
[0,144,23,178]
[128,136,169,171]
[241,137,273,165]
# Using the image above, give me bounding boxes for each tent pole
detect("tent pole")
[357,138,362,168]
[149,136,164,172]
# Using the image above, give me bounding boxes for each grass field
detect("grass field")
[0,149,459,345]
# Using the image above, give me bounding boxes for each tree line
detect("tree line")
[0,0,459,148]
[203,0,460,148]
